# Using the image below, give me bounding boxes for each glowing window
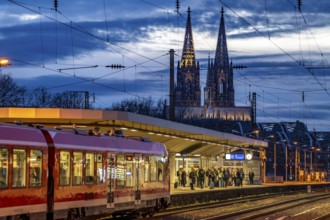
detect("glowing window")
[144,156,149,182]
[116,154,125,187]
[157,157,164,182]
[0,148,9,189]
[29,149,42,187]
[59,151,70,186]
[86,153,94,185]
[150,156,157,182]
[126,161,133,187]
[12,149,26,188]
[96,154,103,184]
[73,152,83,185]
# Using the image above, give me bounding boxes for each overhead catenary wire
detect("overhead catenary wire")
[219,0,330,97]
[8,0,168,68]
[5,0,330,130]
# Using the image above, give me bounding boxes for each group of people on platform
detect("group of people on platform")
[176,166,255,190]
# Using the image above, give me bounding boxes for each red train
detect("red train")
[0,123,170,220]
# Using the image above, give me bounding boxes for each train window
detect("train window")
[86,153,94,185]
[29,150,42,187]
[150,156,157,182]
[73,152,83,185]
[157,157,164,182]
[12,149,27,188]
[116,154,125,188]
[60,151,70,186]
[126,161,133,187]
[0,148,9,189]
[144,156,149,182]
[96,154,103,184]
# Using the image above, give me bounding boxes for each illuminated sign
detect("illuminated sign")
[225,153,245,160]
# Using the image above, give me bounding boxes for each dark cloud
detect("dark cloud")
[2,0,330,130]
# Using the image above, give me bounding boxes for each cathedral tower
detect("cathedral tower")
[175,7,201,107]
[204,7,235,108]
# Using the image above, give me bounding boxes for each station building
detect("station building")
[0,107,267,187]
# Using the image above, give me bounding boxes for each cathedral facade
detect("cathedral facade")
[174,7,251,121]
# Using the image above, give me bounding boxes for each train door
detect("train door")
[107,153,115,209]
[134,154,141,205]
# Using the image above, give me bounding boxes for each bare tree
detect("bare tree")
[50,91,86,108]
[26,87,52,107]
[108,96,166,119]
[0,74,26,107]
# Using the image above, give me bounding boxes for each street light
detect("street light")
[0,57,10,67]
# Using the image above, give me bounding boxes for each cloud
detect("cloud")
[2,0,330,130]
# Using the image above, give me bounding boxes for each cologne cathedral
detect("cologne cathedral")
[174,7,251,122]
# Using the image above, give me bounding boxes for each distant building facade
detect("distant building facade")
[174,7,251,121]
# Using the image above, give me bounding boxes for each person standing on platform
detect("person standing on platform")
[177,166,183,187]
[224,168,230,187]
[181,168,187,188]
[209,167,216,189]
[218,168,224,187]
[206,168,210,186]
[239,168,245,187]
[249,170,255,184]
[231,169,237,186]
[189,167,196,190]
[198,167,205,189]
[235,169,240,187]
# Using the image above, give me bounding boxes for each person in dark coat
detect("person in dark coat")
[181,168,187,187]
[198,167,205,189]
[189,167,196,190]
[249,170,255,184]
[239,168,245,187]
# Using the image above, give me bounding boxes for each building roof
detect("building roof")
[0,108,267,156]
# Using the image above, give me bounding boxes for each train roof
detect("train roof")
[0,123,167,155]
[48,129,167,155]
[0,123,46,147]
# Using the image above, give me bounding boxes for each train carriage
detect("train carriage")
[0,123,170,220]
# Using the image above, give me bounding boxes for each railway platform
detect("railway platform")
[169,181,330,207]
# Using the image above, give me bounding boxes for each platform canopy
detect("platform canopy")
[0,108,267,156]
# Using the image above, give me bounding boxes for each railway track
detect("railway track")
[207,193,330,220]
[151,188,330,220]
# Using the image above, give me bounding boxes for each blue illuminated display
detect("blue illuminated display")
[225,153,245,160]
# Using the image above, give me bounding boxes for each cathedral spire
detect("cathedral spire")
[175,7,201,108]
[214,7,230,68]
[204,6,234,108]
[180,7,195,68]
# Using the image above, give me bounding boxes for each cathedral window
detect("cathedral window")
[219,81,224,94]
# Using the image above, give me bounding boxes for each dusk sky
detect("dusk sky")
[1,0,330,131]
